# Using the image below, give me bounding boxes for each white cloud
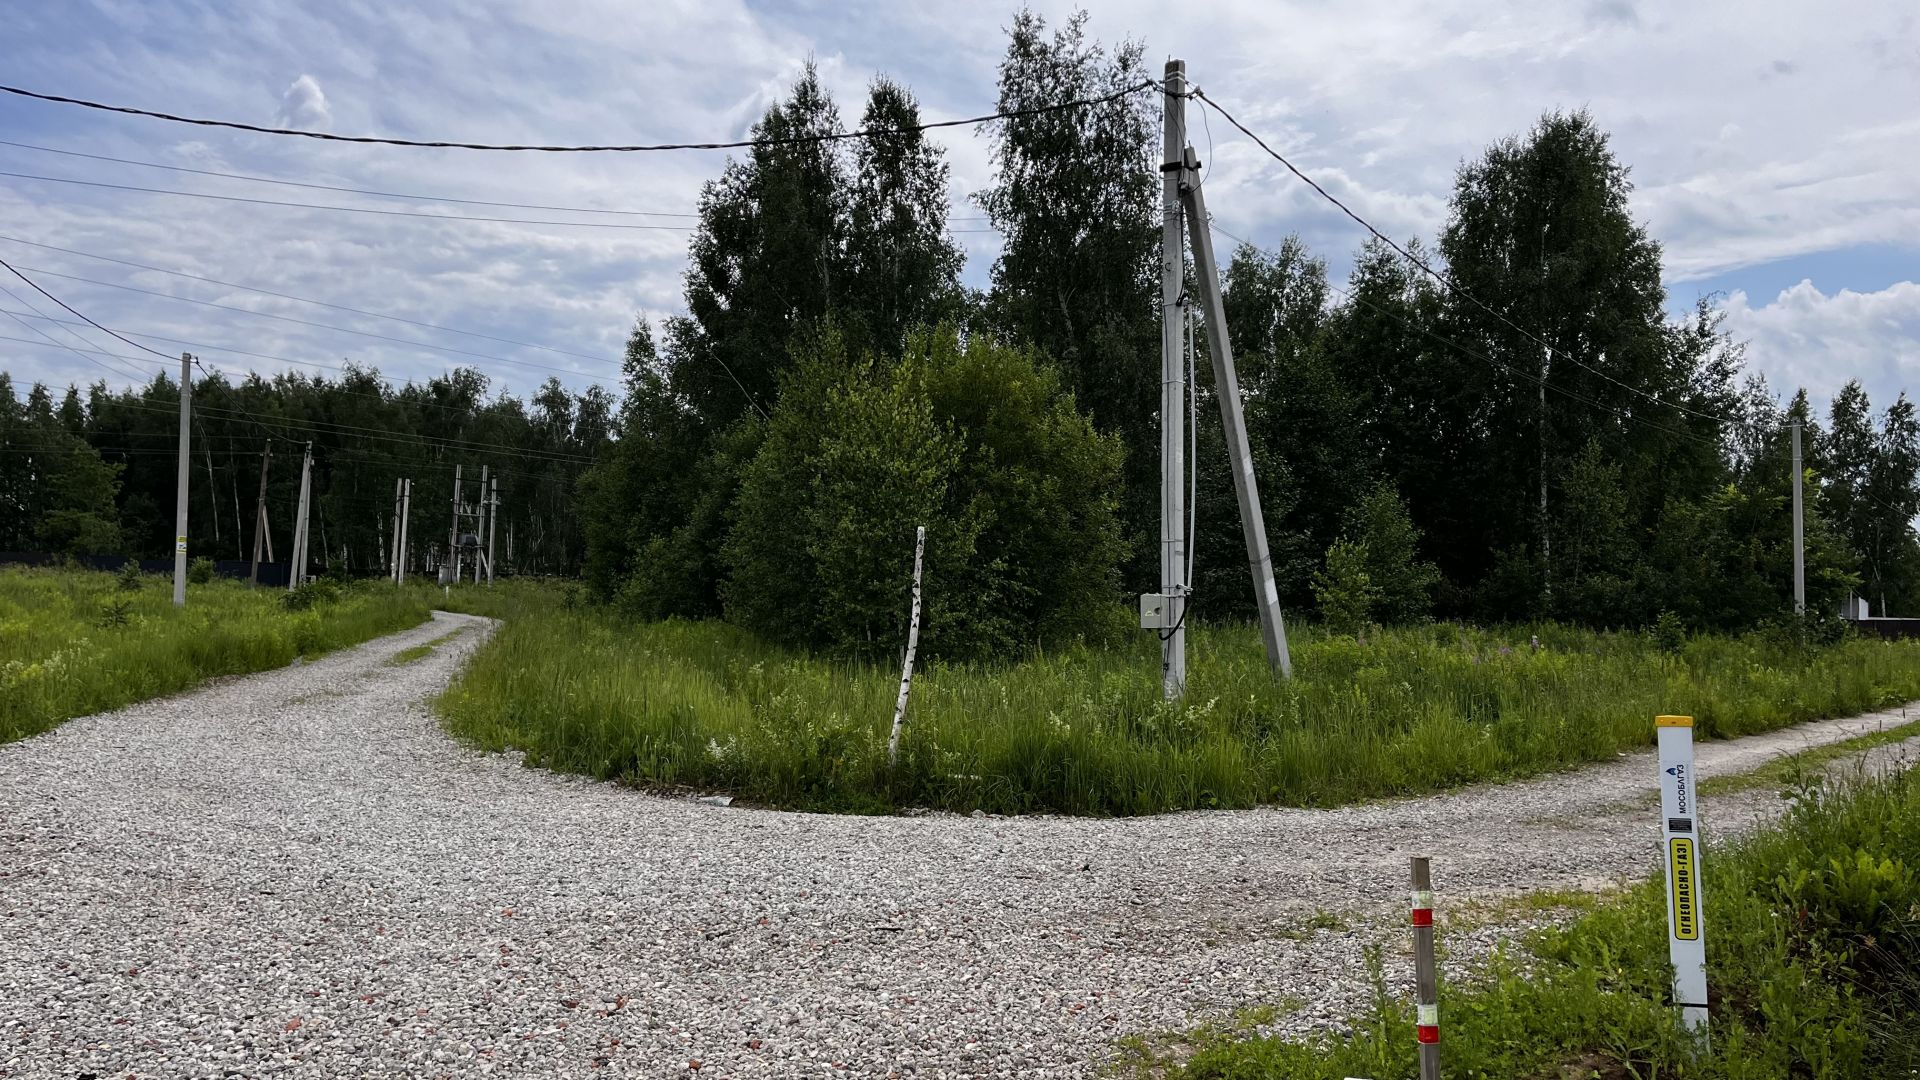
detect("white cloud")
[274,74,331,130]
[0,0,1914,411]
[1722,280,1920,403]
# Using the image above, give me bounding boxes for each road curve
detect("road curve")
[0,611,1913,1078]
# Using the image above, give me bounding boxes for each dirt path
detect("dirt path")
[0,611,1912,1079]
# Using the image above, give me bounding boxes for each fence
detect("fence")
[0,552,295,588]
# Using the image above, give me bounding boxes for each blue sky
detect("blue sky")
[0,0,1914,419]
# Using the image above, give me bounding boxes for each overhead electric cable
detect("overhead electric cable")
[0,234,618,364]
[1188,87,1732,427]
[0,80,1156,153]
[0,256,176,360]
[0,139,997,222]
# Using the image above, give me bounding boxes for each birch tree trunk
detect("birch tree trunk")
[887,525,927,770]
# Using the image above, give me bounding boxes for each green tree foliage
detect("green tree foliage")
[3,363,605,574]
[724,326,1123,659]
[1342,482,1440,625]
[844,78,965,359]
[977,9,1158,584]
[1312,539,1376,636]
[1436,110,1734,601]
[0,375,122,555]
[1822,381,1920,615]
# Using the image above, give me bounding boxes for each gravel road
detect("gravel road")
[1,611,1914,1079]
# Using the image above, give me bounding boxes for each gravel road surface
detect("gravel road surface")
[1,611,1914,1078]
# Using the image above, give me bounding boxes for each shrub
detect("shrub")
[115,560,143,592]
[281,579,342,612]
[1341,481,1439,624]
[723,325,1124,660]
[187,557,216,585]
[1312,538,1376,635]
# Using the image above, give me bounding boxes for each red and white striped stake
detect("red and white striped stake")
[1410,856,1440,1080]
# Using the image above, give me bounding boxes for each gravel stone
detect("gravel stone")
[0,611,1913,1077]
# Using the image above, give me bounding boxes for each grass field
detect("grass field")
[0,565,432,744]
[436,589,1920,815]
[1155,763,1920,1079]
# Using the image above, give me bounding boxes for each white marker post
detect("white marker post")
[1656,714,1709,1039]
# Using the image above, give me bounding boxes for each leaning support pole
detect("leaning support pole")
[886,525,928,770]
[1178,154,1292,677]
[1411,856,1441,1080]
[249,442,272,585]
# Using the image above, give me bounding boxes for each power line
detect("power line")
[0,169,698,230]
[8,264,618,380]
[0,139,698,216]
[0,257,177,361]
[0,80,1156,153]
[0,320,597,429]
[0,284,149,383]
[0,235,615,365]
[1187,87,1733,428]
[0,139,997,222]
[1207,221,1723,451]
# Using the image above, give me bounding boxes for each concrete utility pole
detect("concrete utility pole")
[172,353,192,607]
[390,478,404,582]
[474,466,490,584]
[486,473,499,585]
[397,479,412,585]
[1177,143,1293,677]
[288,443,312,591]
[449,464,463,583]
[1157,58,1189,700]
[249,442,272,585]
[1792,419,1806,616]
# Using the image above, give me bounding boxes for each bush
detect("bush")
[187,557,216,585]
[115,560,143,592]
[1312,539,1376,635]
[1341,482,1439,624]
[281,579,342,612]
[723,325,1125,660]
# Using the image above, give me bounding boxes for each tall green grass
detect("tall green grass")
[437,591,1920,814]
[1164,764,1920,1079]
[0,566,432,743]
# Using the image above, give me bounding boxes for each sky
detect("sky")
[0,0,1914,420]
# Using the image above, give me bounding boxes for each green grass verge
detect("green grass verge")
[435,585,1920,815]
[387,629,466,666]
[0,566,432,743]
[1156,766,1920,1079]
[1700,715,1920,796]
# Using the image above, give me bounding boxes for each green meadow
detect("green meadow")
[437,588,1920,815]
[0,565,430,744]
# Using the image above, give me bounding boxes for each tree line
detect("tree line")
[4,9,1917,655]
[0,365,611,578]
